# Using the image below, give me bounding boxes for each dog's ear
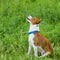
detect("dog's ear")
[30,18,41,24]
[36,18,41,24]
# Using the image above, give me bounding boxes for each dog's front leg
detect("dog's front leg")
[27,44,32,55]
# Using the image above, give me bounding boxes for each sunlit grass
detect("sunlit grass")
[0,0,60,60]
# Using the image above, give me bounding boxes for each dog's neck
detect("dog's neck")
[29,24,39,33]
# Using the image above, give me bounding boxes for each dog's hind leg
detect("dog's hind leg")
[39,46,45,56]
[40,52,50,57]
[33,45,38,57]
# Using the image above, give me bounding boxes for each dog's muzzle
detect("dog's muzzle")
[26,16,32,20]
[26,17,30,20]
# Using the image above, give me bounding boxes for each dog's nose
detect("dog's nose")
[26,15,29,18]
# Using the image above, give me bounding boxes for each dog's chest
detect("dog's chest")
[28,34,34,43]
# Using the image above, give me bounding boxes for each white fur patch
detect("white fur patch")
[28,16,32,20]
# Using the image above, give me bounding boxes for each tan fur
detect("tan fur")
[33,33,53,55]
[30,18,41,24]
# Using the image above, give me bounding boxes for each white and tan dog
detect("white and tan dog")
[26,16,53,57]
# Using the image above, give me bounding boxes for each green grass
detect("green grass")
[0,0,60,60]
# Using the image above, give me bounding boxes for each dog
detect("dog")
[26,15,53,57]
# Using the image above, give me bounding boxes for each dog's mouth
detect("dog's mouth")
[26,16,32,21]
[26,17,30,20]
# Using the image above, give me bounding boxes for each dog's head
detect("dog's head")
[26,15,41,24]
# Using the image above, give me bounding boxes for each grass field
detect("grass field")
[0,0,60,60]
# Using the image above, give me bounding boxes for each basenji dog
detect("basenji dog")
[26,16,53,57]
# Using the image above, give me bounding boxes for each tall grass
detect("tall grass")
[0,0,60,60]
